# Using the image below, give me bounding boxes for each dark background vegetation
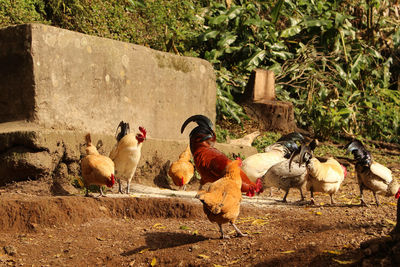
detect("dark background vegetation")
[1,0,399,143]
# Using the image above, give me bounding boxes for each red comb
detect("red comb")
[139,126,146,138]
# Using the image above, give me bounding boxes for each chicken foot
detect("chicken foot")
[218,223,247,239]
[231,222,247,237]
[84,186,105,197]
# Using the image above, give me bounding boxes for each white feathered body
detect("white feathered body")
[241,144,287,183]
[306,157,345,195]
[262,155,308,193]
[356,161,398,197]
[109,133,143,184]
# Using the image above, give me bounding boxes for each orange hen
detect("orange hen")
[168,145,194,190]
[81,133,115,197]
[196,158,247,239]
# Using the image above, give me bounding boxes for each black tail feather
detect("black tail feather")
[181,114,213,134]
[115,121,130,142]
[345,139,371,163]
[277,132,304,143]
[296,139,318,168]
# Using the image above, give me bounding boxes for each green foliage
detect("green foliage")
[0,0,47,26]
[215,124,231,143]
[1,0,203,56]
[197,0,400,142]
[252,132,282,152]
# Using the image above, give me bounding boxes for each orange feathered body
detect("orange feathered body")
[196,160,243,226]
[81,133,115,196]
[81,154,115,188]
[168,145,194,187]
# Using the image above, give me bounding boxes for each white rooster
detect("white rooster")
[109,121,147,194]
[261,152,308,202]
[298,140,347,205]
[346,139,399,206]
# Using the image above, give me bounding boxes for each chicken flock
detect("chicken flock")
[79,114,400,239]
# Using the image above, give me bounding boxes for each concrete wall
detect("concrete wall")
[0,24,216,140]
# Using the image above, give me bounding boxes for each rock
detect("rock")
[54,163,68,178]
[67,162,81,177]
[3,246,16,256]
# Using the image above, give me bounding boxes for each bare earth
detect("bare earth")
[0,164,400,267]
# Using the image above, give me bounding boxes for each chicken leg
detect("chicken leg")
[373,192,381,207]
[117,179,123,194]
[99,186,105,197]
[299,188,305,202]
[310,187,315,205]
[359,184,369,207]
[329,194,336,205]
[85,187,90,197]
[282,189,290,202]
[218,224,228,239]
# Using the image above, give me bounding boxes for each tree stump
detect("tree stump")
[242,101,296,133]
[238,69,296,133]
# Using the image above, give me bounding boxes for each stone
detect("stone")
[0,23,216,140]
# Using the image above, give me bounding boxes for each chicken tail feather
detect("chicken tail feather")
[298,139,318,166]
[181,114,213,134]
[345,139,371,165]
[115,121,130,142]
[277,132,304,143]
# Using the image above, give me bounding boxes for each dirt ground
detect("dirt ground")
[0,165,400,267]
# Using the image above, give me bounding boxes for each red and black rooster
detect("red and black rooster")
[181,114,262,196]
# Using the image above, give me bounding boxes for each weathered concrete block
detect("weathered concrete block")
[0,24,216,140]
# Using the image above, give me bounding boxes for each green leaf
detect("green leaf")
[209,14,228,26]
[270,50,293,60]
[245,49,267,70]
[227,6,243,20]
[304,19,332,28]
[271,0,284,25]
[201,30,219,41]
[217,33,237,48]
[280,25,302,38]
